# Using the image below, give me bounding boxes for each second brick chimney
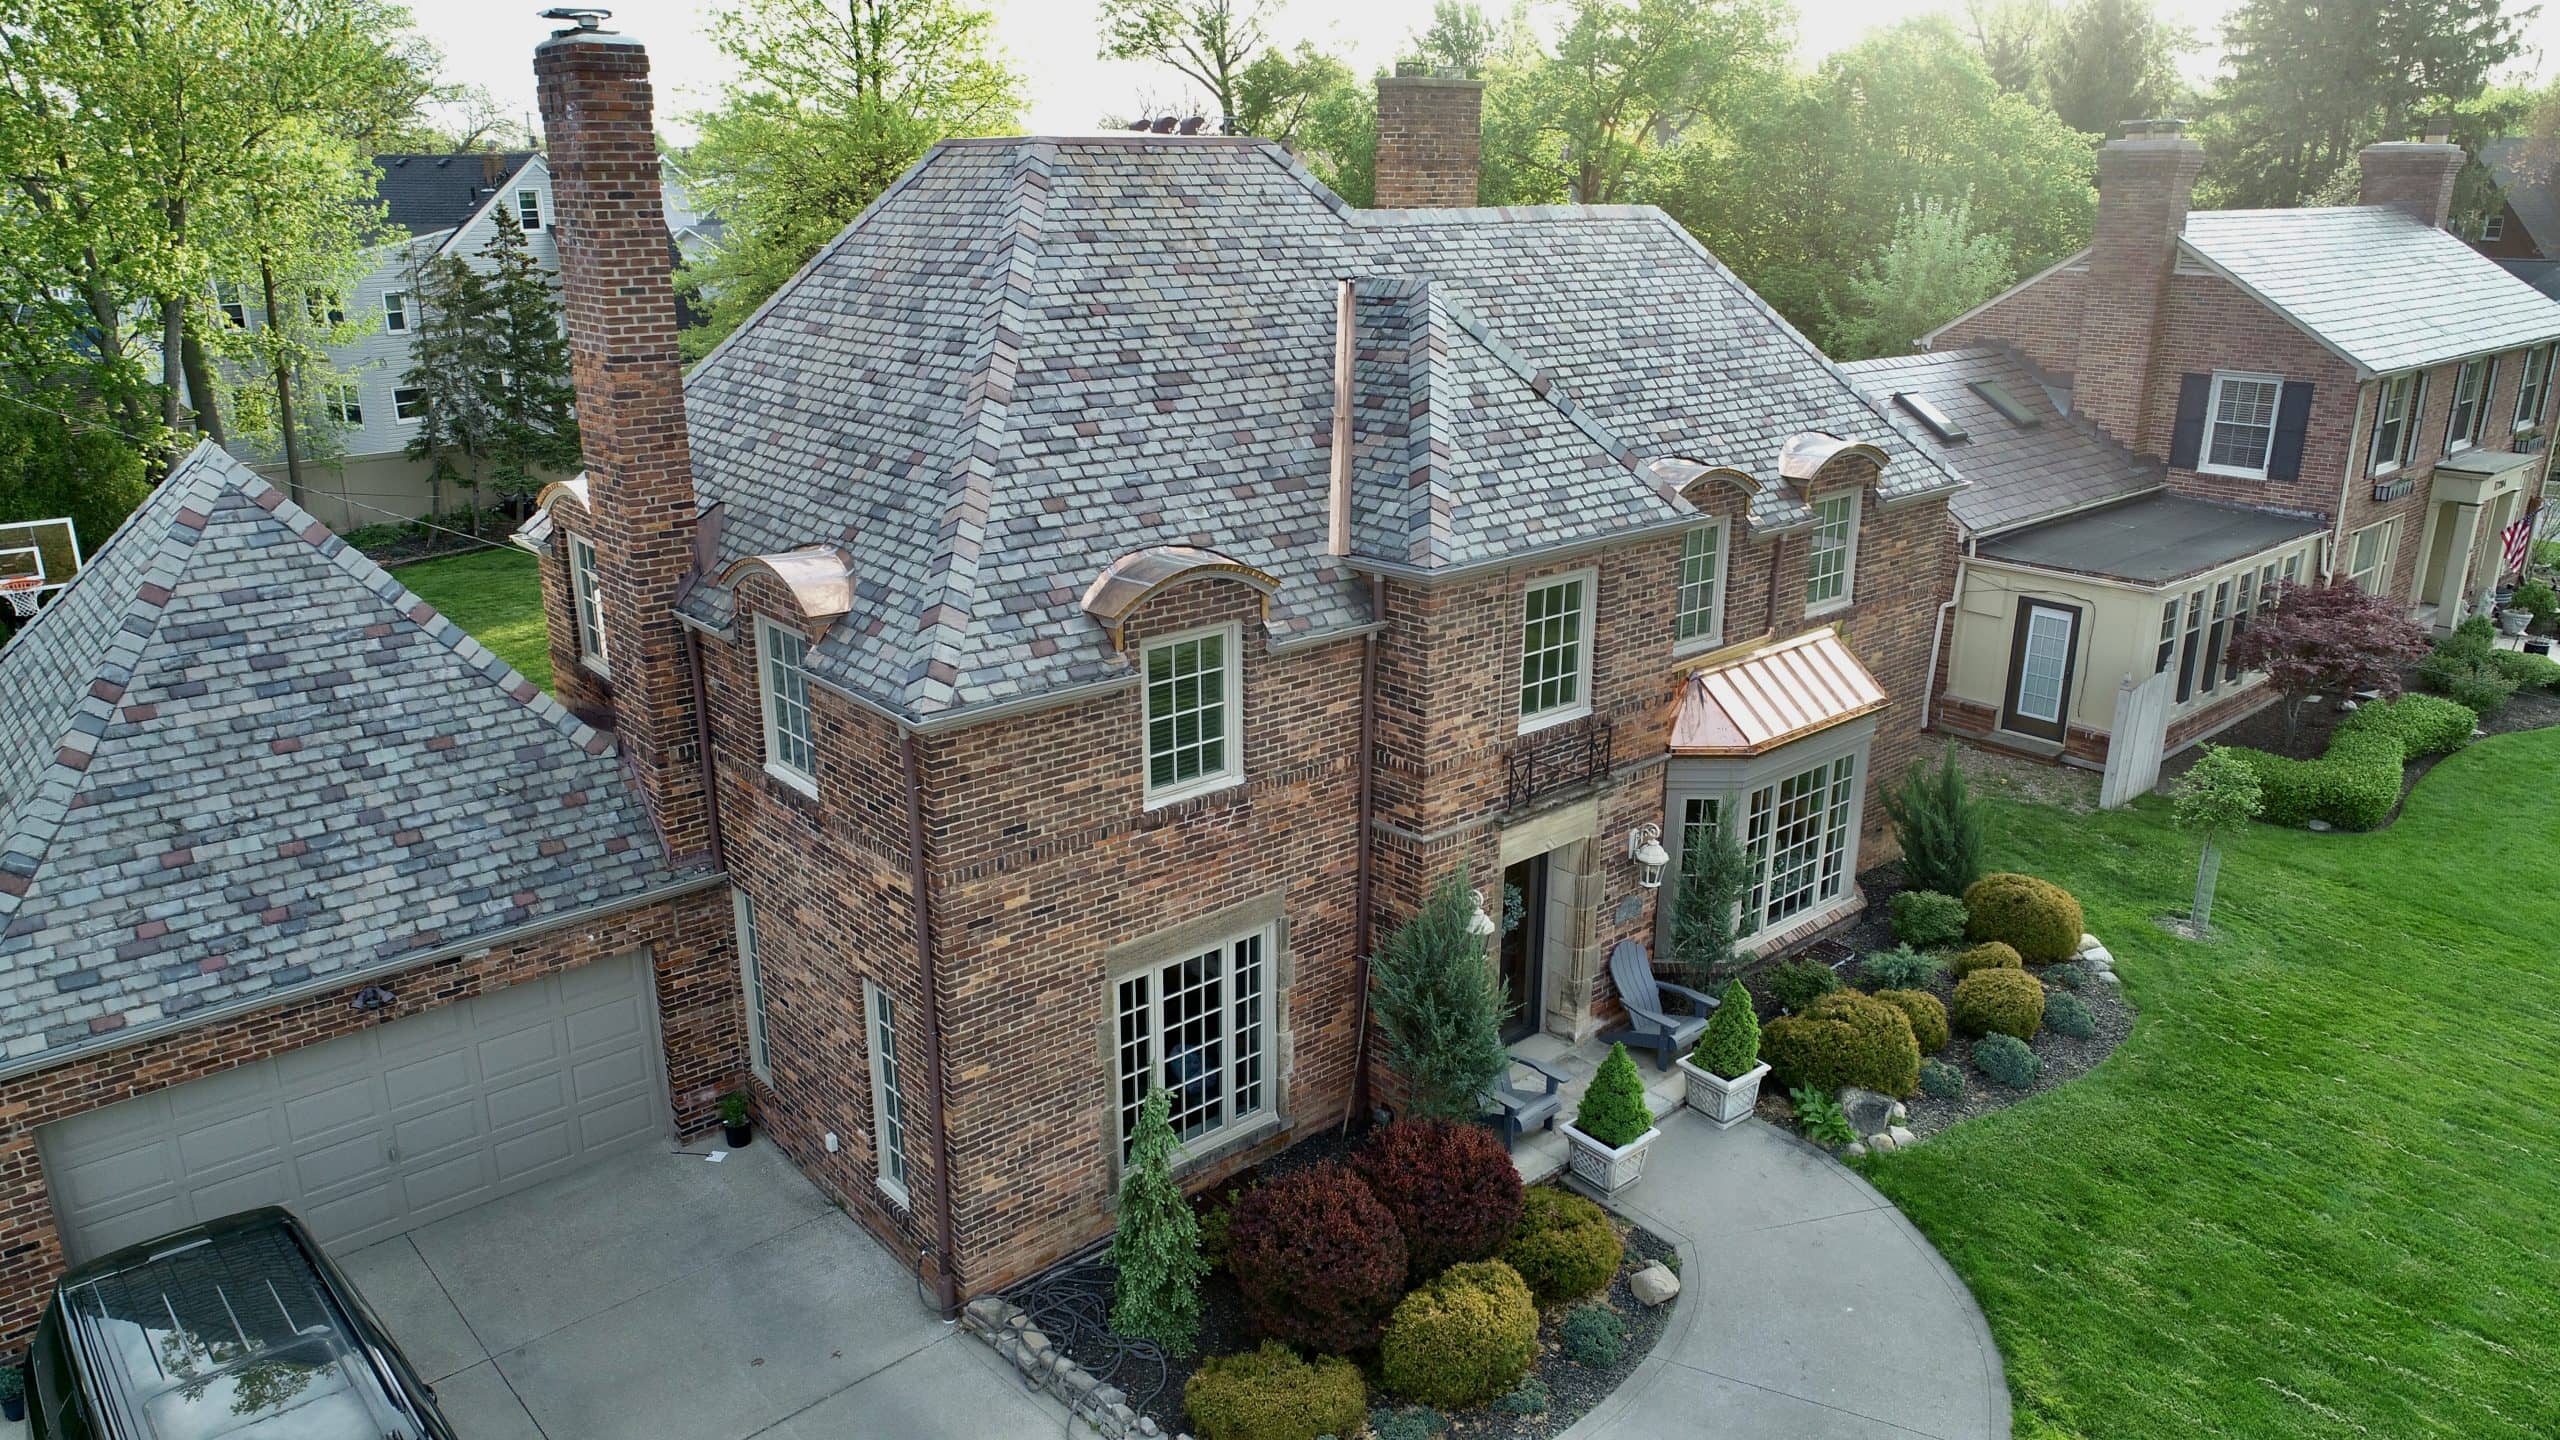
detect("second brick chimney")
[535,15,711,862]
[2359,120,2463,229]
[1374,67,1483,208]
[2079,119,2206,452]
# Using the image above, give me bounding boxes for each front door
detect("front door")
[2002,598,2082,743]
[1497,855,1548,1044]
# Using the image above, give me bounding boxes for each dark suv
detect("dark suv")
[22,1207,455,1439]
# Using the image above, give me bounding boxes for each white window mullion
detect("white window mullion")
[733,891,770,1082]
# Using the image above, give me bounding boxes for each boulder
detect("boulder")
[1837,1086,1897,1136]
[1888,1125,1916,1147]
[1630,1263,1682,1306]
[1844,1141,1868,1158]
[1867,1132,1897,1152]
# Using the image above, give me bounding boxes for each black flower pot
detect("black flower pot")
[4,1391,25,1422]
[723,1121,753,1150]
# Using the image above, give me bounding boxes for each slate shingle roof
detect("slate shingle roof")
[0,444,684,1071]
[1839,347,2160,536]
[371,152,537,237]
[675,136,1959,723]
[2179,206,2560,376]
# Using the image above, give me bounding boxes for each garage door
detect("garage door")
[40,952,667,1263]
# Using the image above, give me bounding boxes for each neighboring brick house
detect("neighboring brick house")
[0,440,732,1344]
[1886,120,2560,766]
[516,20,1959,1308]
[2471,137,2560,301]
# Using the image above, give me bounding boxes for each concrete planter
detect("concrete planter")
[1676,1057,1770,1129]
[1559,1120,1659,1200]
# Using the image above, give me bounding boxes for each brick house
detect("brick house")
[1873,120,2560,766]
[514,19,1959,1308]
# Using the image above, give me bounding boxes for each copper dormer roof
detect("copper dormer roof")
[1670,628,1889,756]
[1081,545,1278,647]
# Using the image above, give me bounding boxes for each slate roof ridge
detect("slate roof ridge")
[1429,284,1643,472]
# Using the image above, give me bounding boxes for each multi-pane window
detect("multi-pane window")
[1675,525,1724,647]
[392,386,426,422]
[758,617,817,790]
[2281,548,2306,585]
[306,290,344,325]
[326,382,362,426]
[516,187,543,230]
[2447,358,2492,452]
[2201,373,2282,476]
[867,980,909,1204]
[2517,345,2553,431]
[1804,495,1857,609]
[569,535,608,673]
[2347,519,2398,595]
[382,290,408,333]
[2154,599,2178,674]
[2484,213,2507,242]
[2225,572,2262,686]
[2370,373,2423,472]
[1744,754,1858,932]
[1114,932,1270,1159]
[733,892,770,1082]
[1518,574,1591,727]
[2201,580,2233,695]
[2176,587,2205,703]
[1143,626,1239,802]
[1679,795,1721,859]
[215,281,250,329]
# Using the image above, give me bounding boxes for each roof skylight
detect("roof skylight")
[1893,391,1968,443]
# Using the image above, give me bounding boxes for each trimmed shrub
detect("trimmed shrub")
[1951,967,2046,1041]
[1765,957,1842,1013]
[1354,1119,1524,1284]
[2230,727,2405,830]
[2048,960,2088,990]
[1111,1088,1210,1353]
[1857,944,1941,991]
[2337,692,2476,758]
[1918,1057,1965,1100]
[1879,744,1988,895]
[1370,1406,1447,1440]
[1572,1042,1653,1149]
[1226,1163,1407,1354]
[1500,1187,1620,1307]
[1888,889,1970,949]
[1972,1032,2041,1090]
[1949,941,2023,978]
[2419,628,2522,715]
[1559,1303,1629,1366]
[1380,1260,1539,1409]
[1184,1343,1368,1440]
[1875,988,1950,1054]
[2442,668,2520,715]
[1197,1195,1236,1273]
[1760,990,1921,1097]
[1494,1375,1551,1415]
[2514,577,2558,630]
[2491,647,2560,692]
[2044,991,2096,1039]
[1962,873,2084,963]
[1687,980,1761,1079]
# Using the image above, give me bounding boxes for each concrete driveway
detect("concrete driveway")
[336,1140,1058,1439]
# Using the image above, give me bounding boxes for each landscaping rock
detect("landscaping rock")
[1845,1141,1868,1158]
[1867,1131,1897,1152]
[2082,945,2113,966]
[1888,1125,1916,1148]
[1838,1085,1897,1135]
[2307,819,2334,832]
[1888,1100,1908,1124]
[2078,932,2100,953]
[2096,971,2122,986]
[1630,1263,1681,1306]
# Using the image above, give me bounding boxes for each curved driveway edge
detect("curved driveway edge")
[1560,1110,2011,1440]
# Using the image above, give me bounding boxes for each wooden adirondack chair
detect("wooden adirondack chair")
[1608,939,1717,1071]
[1479,1055,1571,1152]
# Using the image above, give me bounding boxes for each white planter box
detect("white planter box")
[1558,1120,1659,1200]
[1676,1057,1770,1130]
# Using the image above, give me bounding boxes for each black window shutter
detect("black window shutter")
[2267,381,2315,481]
[2169,373,2211,470]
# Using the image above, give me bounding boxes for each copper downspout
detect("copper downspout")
[1345,573,1385,1127]
[901,729,962,1319]
[682,629,726,871]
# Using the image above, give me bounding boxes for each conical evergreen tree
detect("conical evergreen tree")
[1109,1086,1208,1354]
[476,206,580,507]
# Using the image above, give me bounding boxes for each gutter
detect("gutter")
[1924,541,1970,732]
[684,629,727,871]
[900,728,963,1320]
[1345,574,1383,1126]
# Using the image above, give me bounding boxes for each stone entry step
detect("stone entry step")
[1504,1030,1689,1185]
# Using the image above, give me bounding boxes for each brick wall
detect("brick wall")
[2142,271,2362,510]
[0,886,736,1343]
[1374,75,1484,209]
[2078,131,2207,447]
[2359,142,2463,229]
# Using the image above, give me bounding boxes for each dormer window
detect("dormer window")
[569,534,608,674]
[757,616,818,794]
[1143,624,1241,805]
[1805,494,1858,612]
[516,187,543,231]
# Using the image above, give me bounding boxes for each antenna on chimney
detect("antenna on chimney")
[540,7,611,34]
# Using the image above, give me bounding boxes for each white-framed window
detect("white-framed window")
[2347,518,2399,595]
[2518,345,2553,431]
[516,187,543,231]
[757,616,818,793]
[2370,372,2423,473]
[866,979,910,1206]
[213,281,253,329]
[2282,547,2306,585]
[326,381,362,426]
[1675,523,1725,649]
[2446,357,2492,452]
[2200,372,2283,477]
[1741,752,1859,932]
[1142,624,1242,805]
[2154,598,2178,674]
[306,289,344,326]
[2200,578,2233,695]
[2483,213,2507,242]
[382,289,408,333]
[1517,571,1595,730]
[1804,494,1858,611]
[569,534,608,674]
[733,891,771,1083]
[392,386,426,422]
[1113,928,1271,1160]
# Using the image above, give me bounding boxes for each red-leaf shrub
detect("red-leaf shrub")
[2227,579,2431,752]
[1225,1163,1408,1354]
[1353,1120,1525,1284]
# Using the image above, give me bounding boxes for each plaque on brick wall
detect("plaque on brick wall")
[1615,894,1645,926]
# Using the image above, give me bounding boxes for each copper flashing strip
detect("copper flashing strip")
[1330,280,1356,556]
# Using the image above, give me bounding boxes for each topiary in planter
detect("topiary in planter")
[1888,889,1969,949]
[1226,1163,1407,1354]
[1972,1032,2041,1090]
[1857,943,1941,991]
[1919,1057,1965,1099]
[1760,989,1921,1097]
[1559,1302,1629,1366]
[1961,873,2084,963]
[1687,980,1761,1079]
[1952,967,2046,1041]
[1500,1187,1621,1307]
[1573,1042,1653,1149]
[2043,991,2096,1039]
[1353,1119,1524,1284]
[1183,1342,1369,1440]
[1379,1260,1540,1409]
[1765,957,1842,1013]
[1949,941,2023,978]
[1874,988,1949,1054]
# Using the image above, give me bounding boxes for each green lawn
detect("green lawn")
[393,546,551,691]
[1866,734,2560,1439]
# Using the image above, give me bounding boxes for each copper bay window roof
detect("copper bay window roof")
[1669,627,1889,756]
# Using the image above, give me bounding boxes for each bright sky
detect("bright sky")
[423,0,2556,143]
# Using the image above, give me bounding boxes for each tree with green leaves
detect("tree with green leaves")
[1108,1086,1209,1354]
[0,395,152,574]
[1370,869,1511,1123]
[1671,823,1752,988]
[1827,193,2013,360]
[1411,1,1499,76]
[1965,0,2053,97]
[678,0,1023,355]
[474,208,579,507]
[2172,747,2263,934]
[1099,0,1278,120]
[1880,744,1990,899]
[2039,0,2191,138]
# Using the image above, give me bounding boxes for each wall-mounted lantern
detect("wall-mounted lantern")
[1627,823,1669,890]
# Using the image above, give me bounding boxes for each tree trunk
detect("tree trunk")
[256,258,305,506]
[2191,834,2222,933]
[179,322,226,446]
[158,298,184,440]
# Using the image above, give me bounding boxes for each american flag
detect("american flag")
[2505,517,2534,576]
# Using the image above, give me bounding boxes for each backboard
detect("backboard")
[0,516,81,616]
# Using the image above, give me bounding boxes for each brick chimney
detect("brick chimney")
[1374,67,1483,208]
[2359,119,2463,229]
[2079,119,2206,450]
[535,13,710,862]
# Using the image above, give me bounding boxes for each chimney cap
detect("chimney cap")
[540,7,613,35]
[2419,113,2454,144]
[2117,118,2188,140]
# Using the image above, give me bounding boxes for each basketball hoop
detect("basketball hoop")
[1,574,42,618]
